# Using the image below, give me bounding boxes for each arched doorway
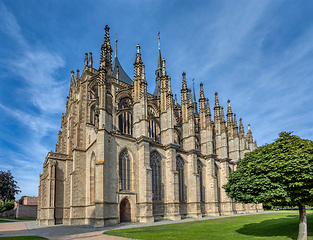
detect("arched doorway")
[120,198,131,222]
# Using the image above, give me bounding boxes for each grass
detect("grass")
[0,237,47,240]
[0,220,11,223]
[104,211,313,240]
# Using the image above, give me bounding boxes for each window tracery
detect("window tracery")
[150,151,162,201]
[118,97,133,135]
[119,149,131,190]
[176,156,185,203]
[197,160,204,203]
[147,105,160,142]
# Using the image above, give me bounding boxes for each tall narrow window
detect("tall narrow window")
[150,151,162,200]
[176,156,185,203]
[119,149,130,190]
[147,105,160,142]
[215,162,220,202]
[90,154,96,203]
[197,160,204,203]
[118,98,133,135]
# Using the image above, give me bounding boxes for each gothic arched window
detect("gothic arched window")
[197,160,204,203]
[150,151,162,200]
[90,153,96,204]
[147,105,160,142]
[176,156,185,203]
[119,149,131,190]
[118,98,133,135]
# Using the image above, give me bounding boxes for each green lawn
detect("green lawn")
[0,237,47,240]
[0,220,11,223]
[104,211,313,240]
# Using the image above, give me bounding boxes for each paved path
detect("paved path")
[0,211,275,239]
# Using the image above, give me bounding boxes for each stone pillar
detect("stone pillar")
[218,158,234,215]
[163,144,180,220]
[186,150,202,218]
[136,136,154,223]
[204,155,220,216]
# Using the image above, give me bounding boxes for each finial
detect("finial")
[182,72,187,89]
[84,53,88,67]
[206,98,211,115]
[227,99,232,114]
[200,82,204,99]
[214,92,220,107]
[71,70,74,77]
[76,69,80,79]
[158,31,160,46]
[162,58,166,76]
[115,32,118,58]
[136,44,140,53]
[105,25,110,37]
[156,32,162,73]
[192,79,196,103]
[175,94,177,105]
[89,52,93,68]
[234,114,238,127]
[248,124,251,131]
[221,107,225,121]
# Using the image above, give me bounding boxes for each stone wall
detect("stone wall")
[16,205,37,218]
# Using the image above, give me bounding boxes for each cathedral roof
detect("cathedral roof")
[112,56,133,85]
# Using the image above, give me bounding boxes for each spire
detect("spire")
[214,92,220,108]
[239,118,245,139]
[233,114,239,137]
[156,32,162,75]
[84,53,88,68]
[246,124,253,142]
[134,44,143,80]
[182,72,187,89]
[199,82,205,99]
[89,52,93,68]
[214,92,221,122]
[115,32,118,58]
[227,99,233,126]
[221,107,225,122]
[192,79,198,114]
[153,32,162,96]
[206,98,211,116]
[234,114,238,128]
[206,98,212,128]
[100,25,112,68]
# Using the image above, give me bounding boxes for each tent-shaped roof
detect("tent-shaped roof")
[112,56,133,85]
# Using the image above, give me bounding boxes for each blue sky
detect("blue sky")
[0,0,312,199]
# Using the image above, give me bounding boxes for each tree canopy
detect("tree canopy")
[223,132,313,240]
[224,132,313,206]
[0,170,21,202]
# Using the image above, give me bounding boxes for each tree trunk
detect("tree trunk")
[297,204,307,240]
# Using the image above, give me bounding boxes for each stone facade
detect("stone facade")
[37,25,262,227]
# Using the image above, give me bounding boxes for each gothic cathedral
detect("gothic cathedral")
[37,25,262,227]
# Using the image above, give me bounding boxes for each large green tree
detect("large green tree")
[0,170,21,202]
[223,132,313,240]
